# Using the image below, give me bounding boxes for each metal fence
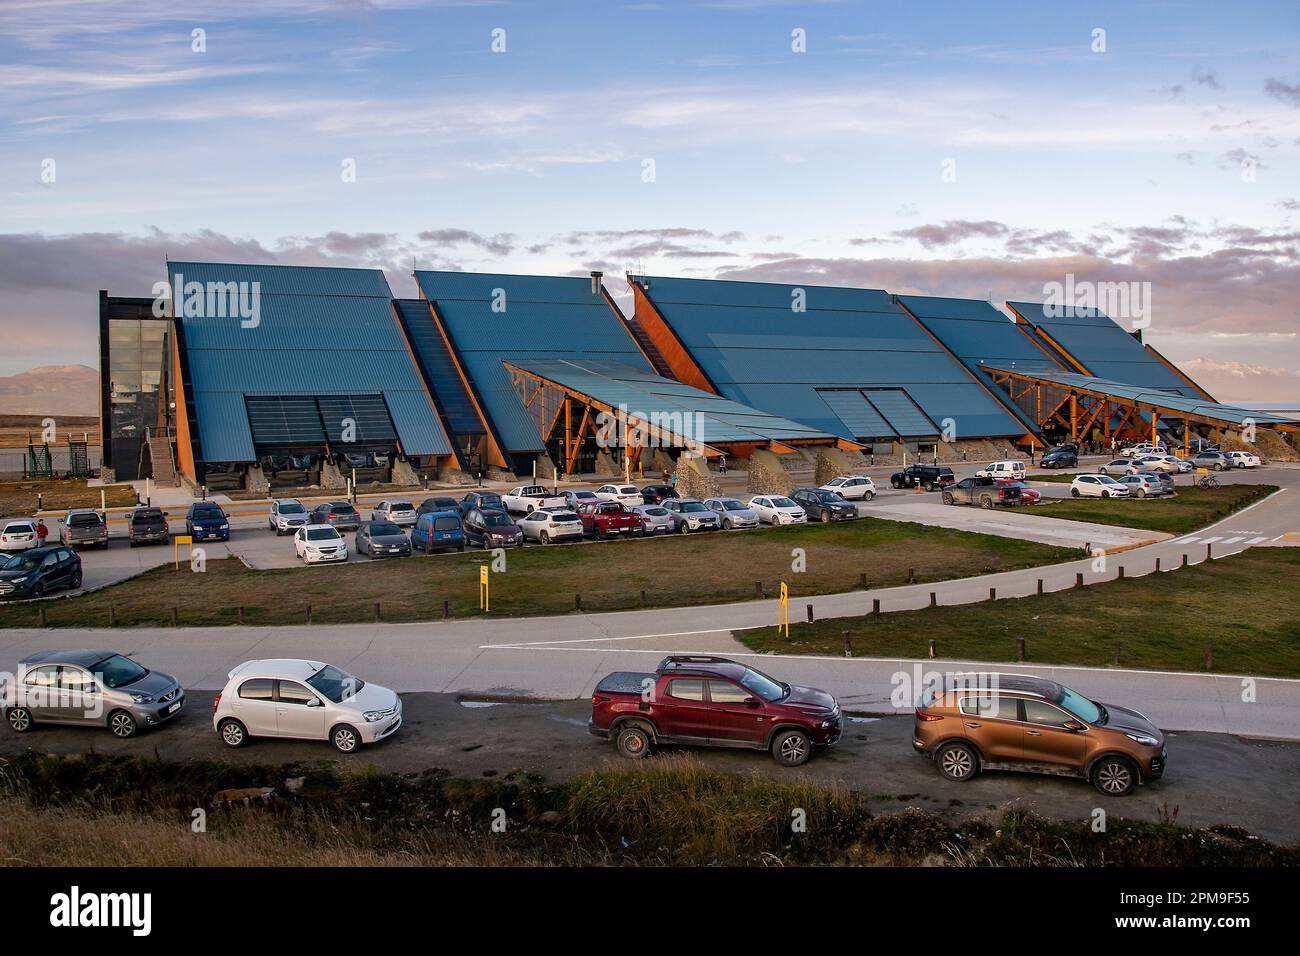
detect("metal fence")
[0,446,103,481]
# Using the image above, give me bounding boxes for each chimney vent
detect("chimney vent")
[590,271,603,295]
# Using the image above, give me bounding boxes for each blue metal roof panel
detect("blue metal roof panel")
[169,261,392,298]
[193,391,257,463]
[815,390,895,440]
[864,389,939,439]
[393,299,484,436]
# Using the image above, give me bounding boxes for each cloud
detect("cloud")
[1264,77,1300,107]
[1191,66,1223,90]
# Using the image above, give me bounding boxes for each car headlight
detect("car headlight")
[362,711,386,722]
[130,693,154,703]
[820,719,835,728]
[1125,732,1159,746]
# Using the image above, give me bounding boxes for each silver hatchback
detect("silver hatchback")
[3,650,184,738]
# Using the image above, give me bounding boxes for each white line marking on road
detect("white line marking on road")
[1201,536,1222,544]
[1221,536,1244,544]
[1181,536,1201,544]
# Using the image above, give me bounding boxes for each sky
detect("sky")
[1,0,1298,402]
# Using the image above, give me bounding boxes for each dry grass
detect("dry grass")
[0,478,137,516]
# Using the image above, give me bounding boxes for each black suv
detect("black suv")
[1040,447,1078,469]
[640,484,679,504]
[890,465,956,491]
[791,488,859,522]
[309,502,361,531]
[0,545,82,599]
[459,492,507,516]
[463,508,522,548]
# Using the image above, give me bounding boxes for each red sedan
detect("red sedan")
[998,479,1041,504]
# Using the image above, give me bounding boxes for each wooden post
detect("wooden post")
[237,606,244,625]
[38,607,47,628]
[805,603,814,624]
[374,601,381,622]
[929,591,937,608]
[841,630,851,657]
[858,572,867,588]
[1016,637,1025,661]
[1037,578,1044,595]
[1206,543,1213,561]
[108,606,116,627]
[1075,572,1084,588]
[443,600,450,619]
[306,604,312,624]
[1114,642,1122,665]
[575,593,583,612]
[928,639,937,659]
[1154,557,1161,573]
[171,606,178,627]
[872,598,880,615]
[908,568,916,584]
[989,587,996,601]
[640,589,646,607]
[1204,641,1213,670]
[755,581,764,598]
[1182,553,1189,567]
[1118,566,1125,579]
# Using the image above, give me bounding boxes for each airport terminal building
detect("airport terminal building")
[97,261,1299,492]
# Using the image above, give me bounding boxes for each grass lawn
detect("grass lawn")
[0,479,138,516]
[1021,483,1275,535]
[738,547,1300,677]
[0,518,1074,628]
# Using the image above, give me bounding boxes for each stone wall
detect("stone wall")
[320,458,348,491]
[243,464,270,497]
[746,448,794,496]
[390,457,421,487]
[676,452,722,499]
[535,454,557,479]
[814,446,868,486]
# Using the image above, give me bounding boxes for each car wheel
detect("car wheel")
[331,724,361,754]
[69,569,82,589]
[935,741,979,782]
[5,707,33,733]
[771,728,812,767]
[979,496,993,509]
[942,492,955,505]
[1092,755,1137,796]
[1071,488,1081,498]
[820,512,830,523]
[108,710,138,739]
[922,482,933,492]
[218,718,248,748]
[866,491,875,500]
[1137,489,1147,498]
[722,518,732,530]
[540,531,550,544]
[29,581,44,599]
[615,724,652,759]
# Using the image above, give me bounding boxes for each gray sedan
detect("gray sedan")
[356,520,412,558]
[702,497,760,530]
[633,503,675,534]
[4,650,184,738]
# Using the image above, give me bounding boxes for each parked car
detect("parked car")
[1224,451,1262,469]
[501,485,568,515]
[818,475,876,500]
[563,489,601,510]
[355,521,411,558]
[268,498,310,535]
[632,503,675,535]
[702,497,760,529]
[1039,448,1078,469]
[996,479,1040,504]
[185,501,230,542]
[1098,458,1146,476]
[0,545,82,599]
[369,500,418,527]
[411,511,464,553]
[975,460,1026,481]
[1187,438,1220,455]
[791,488,859,522]
[417,496,462,516]
[640,484,679,505]
[913,672,1166,796]
[294,524,348,564]
[661,498,721,534]
[1189,451,1232,471]
[214,659,401,754]
[890,464,956,491]
[575,500,644,538]
[309,502,361,531]
[1121,442,1166,457]
[1070,474,1131,498]
[590,655,841,767]
[594,484,644,507]
[458,492,508,517]
[3,650,184,738]
[60,510,108,550]
[1117,474,1169,498]
[463,508,523,548]
[748,495,808,525]
[942,476,1022,508]
[517,507,584,543]
[0,520,38,552]
[127,507,170,546]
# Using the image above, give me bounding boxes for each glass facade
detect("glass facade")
[107,318,169,479]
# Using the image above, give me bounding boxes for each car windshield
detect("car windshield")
[1,554,39,572]
[1055,685,1103,724]
[307,528,340,541]
[1096,475,1120,484]
[719,500,745,511]
[307,664,365,702]
[484,514,512,527]
[192,506,223,519]
[369,523,402,536]
[480,496,503,506]
[68,513,101,526]
[92,654,149,688]
[739,667,788,702]
[770,497,796,508]
[681,502,708,513]
[279,502,306,514]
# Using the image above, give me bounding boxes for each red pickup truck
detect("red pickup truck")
[589,656,842,767]
[575,500,644,538]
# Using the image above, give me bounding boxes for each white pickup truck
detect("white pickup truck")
[500,485,569,515]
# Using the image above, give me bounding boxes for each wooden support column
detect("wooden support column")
[1036,384,1042,427]
[1184,415,1190,458]
[1151,409,1159,445]
[564,398,572,473]
[1070,393,1078,443]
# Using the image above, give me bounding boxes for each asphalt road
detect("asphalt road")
[5,691,1296,842]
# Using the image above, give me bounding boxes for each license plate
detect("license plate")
[167,701,181,714]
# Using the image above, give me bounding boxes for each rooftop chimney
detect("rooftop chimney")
[590,271,603,295]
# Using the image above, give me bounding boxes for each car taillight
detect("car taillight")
[592,695,609,706]
[213,692,222,713]
[915,708,943,721]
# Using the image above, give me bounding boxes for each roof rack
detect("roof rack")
[657,655,736,671]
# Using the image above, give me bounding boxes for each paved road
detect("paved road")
[5,692,1296,841]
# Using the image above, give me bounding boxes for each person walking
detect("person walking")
[35,518,48,548]
[718,453,728,475]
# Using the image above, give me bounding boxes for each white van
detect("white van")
[975,460,1026,481]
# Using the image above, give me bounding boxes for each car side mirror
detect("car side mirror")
[1062,720,1083,731]
[306,698,323,707]
[744,696,761,707]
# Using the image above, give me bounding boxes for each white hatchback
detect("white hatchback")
[214,659,402,753]
[819,475,877,500]
[1070,474,1131,499]
[594,484,643,507]
[0,520,38,552]
[748,495,809,525]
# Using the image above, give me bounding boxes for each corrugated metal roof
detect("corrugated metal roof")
[634,276,1028,441]
[507,358,835,446]
[980,364,1299,428]
[1007,301,1205,399]
[815,390,894,440]
[170,263,450,460]
[413,270,651,453]
[393,299,483,436]
[863,388,940,438]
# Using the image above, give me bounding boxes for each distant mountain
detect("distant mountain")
[0,365,99,416]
